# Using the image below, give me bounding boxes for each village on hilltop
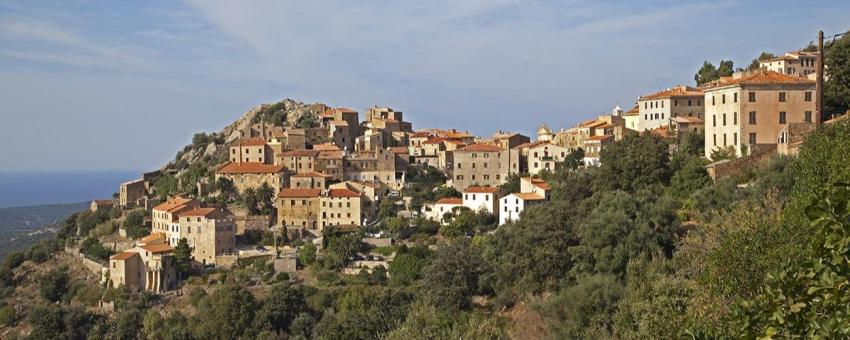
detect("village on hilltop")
[82,47,838,294]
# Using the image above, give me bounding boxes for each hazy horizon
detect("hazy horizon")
[1,0,849,172]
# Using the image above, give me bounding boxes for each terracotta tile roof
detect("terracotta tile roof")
[671,116,704,124]
[280,150,319,157]
[278,188,322,198]
[523,177,550,191]
[153,197,194,213]
[388,147,409,154]
[579,120,607,129]
[624,105,639,115]
[648,126,671,138]
[457,143,503,152]
[140,244,174,254]
[140,232,165,243]
[318,150,344,159]
[321,107,357,117]
[444,140,465,145]
[706,70,814,88]
[291,171,331,178]
[423,137,446,145]
[514,193,545,201]
[312,144,341,151]
[179,207,217,217]
[639,85,703,100]
[217,162,285,174]
[235,138,267,147]
[330,120,348,126]
[435,197,463,205]
[327,189,360,198]
[411,131,431,138]
[111,251,139,261]
[512,141,547,150]
[464,186,500,194]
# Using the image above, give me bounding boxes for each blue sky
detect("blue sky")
[0,0,847,172]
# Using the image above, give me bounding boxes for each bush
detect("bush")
[89,220,118,238]
[3,251,25,270]
[80,237,113,263]
[39,266,70,302]
[0,304,16,326]
[122,210,149,240]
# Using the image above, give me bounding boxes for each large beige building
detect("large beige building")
[230,138,273,164]
[119,179,147,207]
[702,70,816,159]
[177,207,236,266]
[526,142,573,175]
[637,85,704,131]
[277,187,364,232]
[108,241,177,293]
[759,51,819,79]
[215,162,286,193]
[450,143,516,190]
[151,197,200,245]
[320,189,362,228]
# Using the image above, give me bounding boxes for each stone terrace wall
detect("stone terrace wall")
[706,144,777,181]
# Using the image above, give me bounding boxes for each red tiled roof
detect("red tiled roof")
[327,189,360,198]
[464,186,499,194]
[523,177,550,191]
[639,85,703,100]
[236,138,267,147]
[330,120,348,126]
[141,244,174,254]
[153,197,194,213]
[278,188,321,198]
[111,251,139,261]
[708,70,814,87]
[312,144,341,151]
[140,232,165,243]
[318,150,344,159]
[435,197,463,205]
[423,137,446,145]
[457,143,503,152]
[292,171,331,178]
[217,162,284,174]
[579,120,607,129]
[624,105,639,115]
[514,193,545,201]
[512,141,547,150]
[179,207,217,217]
[388,147,409,154]
[280,150,319,157]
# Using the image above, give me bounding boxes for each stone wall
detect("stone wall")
[706,144,777,181]
[64,247,108,281]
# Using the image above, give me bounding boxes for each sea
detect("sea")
[0,170,140,209]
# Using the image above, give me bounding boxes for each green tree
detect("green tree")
[192,285,259,340]
[499,172,523,194]
[81,237,113,262]
[419,239,489,311]
[174,238,193,277]
[256,182,275,214]
[595,133,671,192]
[299,243,317,267]
[39,266,69,302]
[154,174,179,200]
[734,183,850,338]
[288,312,315,339]
[253,284,306,333]
[296,112,318,128]
[243,187,260,215]
[539,274,624,338]
[695,61,718,85]
[389,246,431,286]
[709,145,737,161]
[216,177,236,201]
[748,51,776,70]
[122,209,148,239]
[825,32,850,116]
[667,156,710,198]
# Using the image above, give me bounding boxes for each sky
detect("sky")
[0,0,848,172]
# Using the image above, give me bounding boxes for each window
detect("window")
[748,92,756,102]
[713,134,717,146]
[734,133,738,145]
[722,94,726,104]
[749,133,757,144]
[723,134,727,146]
[805,91,812,102]
[733,112,738,125]
[805,111,813,123]
[712,115,716,127]
[722,114,727,126]
[688,99,692,106]
[712,96,715,105]
[674,100,678,106]
[779,111,787,124]
[749,111,757,124]
[734,93,738,103]
[779,92,786,102]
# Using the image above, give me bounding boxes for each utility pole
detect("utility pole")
[817,30,824,124]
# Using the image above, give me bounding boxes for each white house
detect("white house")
[499,193,546,225]
[499,177,551,225]
[422,197,463,225]
[462,186,500,215]
[527,143,572,175]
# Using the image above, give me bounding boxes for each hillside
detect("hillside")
[0,202,88,259]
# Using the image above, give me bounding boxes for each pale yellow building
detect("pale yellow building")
[229,138,273,164]
[637,85,704,131]
[703,70,816,159]
[215,162,286,193]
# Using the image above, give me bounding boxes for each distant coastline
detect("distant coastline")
[0,170,140,209]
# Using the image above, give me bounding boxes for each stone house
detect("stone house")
[229,138,273,164]
[637,85,704,132]
[449,143,516,190]
[177,207,236,266]
[215,162,286,193]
